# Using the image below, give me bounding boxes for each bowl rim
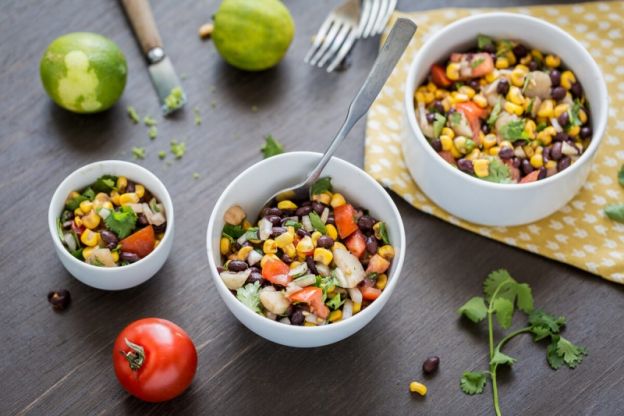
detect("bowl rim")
[403,12,609,191]
[48,160,174,273]
[206,151,406,334]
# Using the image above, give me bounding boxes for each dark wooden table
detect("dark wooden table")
[2,0,622,415]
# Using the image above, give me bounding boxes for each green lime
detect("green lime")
[40,32,127,113]
[212,0,295,71]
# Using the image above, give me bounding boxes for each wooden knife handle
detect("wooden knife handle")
[121,0,162,55]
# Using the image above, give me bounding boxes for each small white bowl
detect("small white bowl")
[402,13,608,226]
[206,152,406,348]
[48,160,174,290]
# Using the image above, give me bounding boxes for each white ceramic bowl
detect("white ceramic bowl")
[206,152,406,348]
[402,13,608,226]
[48,160,174,290]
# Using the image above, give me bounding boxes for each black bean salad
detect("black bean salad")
[219,178,395,326]
[415,34,591,183]
[57,175,166,266]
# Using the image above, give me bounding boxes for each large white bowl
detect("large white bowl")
[206,152,406,348]
[48,160,174,290]
[402,13,608,226]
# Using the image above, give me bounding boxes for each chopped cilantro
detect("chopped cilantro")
[433,113,446,138]
[536,121,548,132]
[568,100,583,127]
[449,111,462,126]
[261,135,284,159]
[487,100,502,127]
[326,293,344,310]
[482,158,512,184]
[236,282,262,314]
[65,194,87,211]
[471,57,485,69]
[132,147,146,160]
[148,126,158,140]
[311,177,333,195]
[82,187,95,201]
[283,220,302,230]
[104,205,137,239]
[460,371,487,395]
[143,116,157,127]
[477,34,494,50]
[496,39,513,57]
[164,86,184,112]
[309,211,327,234]
[92,175,117,193]
[170,140,186,159]
[222,224,245,239]
[499,120,529,142]
[374,222,390,244]
[240,227,259,242]
[316,275,337,301]
[127,106,140,124]
[193,107,202,126]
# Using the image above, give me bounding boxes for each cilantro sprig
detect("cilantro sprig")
[261,135,284,159]
[104,206,137,239]
[236,281,261,314]
[458,269,586,416]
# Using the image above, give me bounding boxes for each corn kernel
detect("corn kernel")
[458,86,476,98]
[311,231,322,246]
[495,57,509,69]
[328,310,342,322]
[520,54,532,65]
[441,127,455,139]
[119,192,140,205]
[134,184,145,199]
[67,191,80,200]
[74,207,85,217]
[554,104,569,118]
[484,70,499,83]
[116,176,128,192]
[435,89,447,100]
[284,243,296,259]
[415,91,426,104]
[537,99,555,119]
[504,101,524,116]
[82,210,101,230]
[287,226,295,236]
[237,245,254,260]
[473,159,490,177]
[488,146,500,156]
[378,245,395,260]
[314,248,333,266]
[80,229,100,247]
[440,135,453,151]
[101,201,113,210]
[535,146,544,154]
[441,97,452,112]
[545,54,561,68]
[505,51,516,65]
[483,134,498,149]
[242,219,252,231]
[446,63,460,81]
[523,145,535,158]
[510,69,526,87]
[82,247,94,260]
[506,86,525,106]
[79,200,93,214]
[296,236,314,256]
[423,91,435,104]
[324,224,338,240]
[524,119,537,139]
[110,191,120,206]
[530,154,543,168]
[545,160,558,169]
[275,232,294,249]
[453,92,469,103]
[426,82,437,92]
[111,251,120,263]
[220,237,231,255]
[375,274,388,290]
[473,94,488,108]
[465,149,481,160]
[561,71,576,90]
[352,302,362,314]
[304,322,317,327]
[74,216,83,227]
[449,143,462,159]
[263,239,278,255]
[311,192,331,205]
[277,200,297,210]
[453,136,467,153]
[260,254,280,268]
[579,109,588,124]
[568,125,580,137]
[289,261,301,270]
[332,242,346,251]
[531,49,543,61]
[409,381,427,396]
[330,193,346,208]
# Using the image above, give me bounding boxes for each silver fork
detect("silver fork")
[360,0,397,38]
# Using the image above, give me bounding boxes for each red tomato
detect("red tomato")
[470,53,494,77]
[113,318,197,402]
[366,254,391,274]
[455,102,488,143]
[361,286,382,301]
[120,225,155,258]
[262,258,292,286]
[288,287,329,319]
[334,204,358,239]
[520,170,540,183]
[345,230,366,258]
[438,151,457,166]
[431,64,452,88]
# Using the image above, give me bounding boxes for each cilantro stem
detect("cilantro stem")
[496,327,532,352]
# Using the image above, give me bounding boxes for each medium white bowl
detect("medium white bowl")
[402,13,608,226]
[206,152,406,348]
[48,160,174,290]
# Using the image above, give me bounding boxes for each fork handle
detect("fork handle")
[303,18,417,188]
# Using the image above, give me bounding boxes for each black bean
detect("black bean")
[433,100,445,113]
[62,220,73,229]
[357,215,375,232]
[422,356,440,375]
[326,215,335,225]
[296,228,310,238]
[280,254,293,264]
[557,111,569,127]
[498,147,514,160]
[217,266,225,274]
[270,227,287,238]
[425,112,435,124]
[126,181,135,193]
[295,206,312,217]
[457,158,474,173]
[522,159,534,175]
[153,222,166,234]
[228,260,248,272]
[528,60,538,71]
[61,210,74,222]
[580,126,592,139]
[553,132,568,142]
[550,142,563,160]
[551,86,566,101]
[481,123,490,134]
[265,215,282,226]
[249,266,261,274]
[543,147,551,163]
[482,43,496,54]
[47,289,71,311]
[100,230,119,249]
[550,70,561,87]
[366,236,378,255]
[468,79,480,90]
[512,44,528,59]
[137,214,149,227]
[246,272,265,285]
[496,78,510,95]
[512,157,521,168]
[120,252,140,263]
[290,309,305,326]
[301,201,312,207]
[431,139,442,152]
[570,82,583,98]
[317,236,334,249]
[558,156,571,171]
[306,256,318,275]
[537,167,547,180]
[311,202,325,215]
[267,207,282,217]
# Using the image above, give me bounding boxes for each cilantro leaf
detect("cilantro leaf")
[92,175,117,193]
[491,349,517,367]
[471,57,485,69]
[528,310,566,340]
[604,204,624,223]
[515,283,534,314]
[499,120,529,142]
[65,194,87,211]
[309,211,327,234]
[239,227,259,242]
[477,34,494,50]
[556,336,587,369]
[236,282,262,314]
[487,100,502,127]
[374,222,390,244]
[283,220,302,230]
[493,297,514,329]
[433,113,446,138]
[449,111,462,126]
[483,269,516,301]
[457,296,488,323]
[460,371,487,395]
[546,339,564,370]
[619,165,624,187]
[222,224,245,239]
[104,206,137,239]
[311,177,333,195]
[82,187,95,201]
[483,158,512,184]
[326,293,344,310]
[568,100,583,127]
[261,135,284,159]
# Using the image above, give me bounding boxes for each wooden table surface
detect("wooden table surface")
[2,0,623,415]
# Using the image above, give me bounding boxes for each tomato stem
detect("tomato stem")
[120,338,145,371]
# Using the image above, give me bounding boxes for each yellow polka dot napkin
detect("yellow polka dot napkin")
[364,1,624,284]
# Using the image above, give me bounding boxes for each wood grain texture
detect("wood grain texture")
[1,1,622,415]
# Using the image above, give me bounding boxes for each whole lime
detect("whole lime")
[212,0,295,71]
[40,32,127,113]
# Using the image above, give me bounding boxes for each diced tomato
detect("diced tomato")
[431,64,451,88]
[345,230,366,258]
[120,225,155,258]
[262,258,292,286]
[438,151,457,166]
[450,53,462,62]
[71,221,85,237]
[366,254,390,274]
[334,204,358,239]
[288,287,329,319]
[361,286,382,301]
[470,53,494,78]
[456,102,488,143]
[519,170,540,184]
